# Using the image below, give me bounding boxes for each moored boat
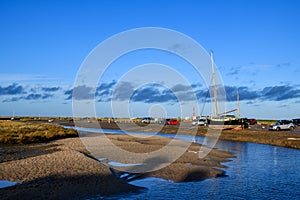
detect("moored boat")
[207,52,246,130]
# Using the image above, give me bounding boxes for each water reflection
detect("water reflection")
[106,140,300,199]
[273,147,278,176]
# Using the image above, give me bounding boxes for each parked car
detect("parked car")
[141,117,154,124]
[164,119,180,125]
[292,118,300,127]
[192,118,207,126]
[269,120,295,131]
[239,118,249,129]
[248,119,257,125]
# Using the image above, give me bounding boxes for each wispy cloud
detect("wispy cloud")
[96,81,116,96]
[226,67,240,76]
[261,85,300,101]
[0,83,25,95]
[0,74,65,84]
[65,85,95,100]
[275,62,291,68]
[225,86,259,101]
[226,62,291,77]
[131,84,177,103]
[3,93,54,102]
[41,86,61,92]
[2,81,299,105]
[25,93,54,100]
[167,43,190,54]
[225,84,300,102]
[112,81,135,101]
[1,83,60,102]
[64,89,73,100]
[66,81,300,103]
[64,81,118,102]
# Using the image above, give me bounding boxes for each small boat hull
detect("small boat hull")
[207,119,246,130]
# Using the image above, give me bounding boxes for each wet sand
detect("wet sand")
[0,137,140,199]
[0,133,232,199]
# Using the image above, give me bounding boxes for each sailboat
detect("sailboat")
[207,52,245,130]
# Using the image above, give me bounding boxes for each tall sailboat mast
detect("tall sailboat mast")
[211,51,218,117]
[237,90,240,118]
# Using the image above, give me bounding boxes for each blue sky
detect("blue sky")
[0,0,300,119]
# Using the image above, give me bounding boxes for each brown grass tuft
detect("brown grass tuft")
[0,121,78,144]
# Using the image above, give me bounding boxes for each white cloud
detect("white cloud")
[0,73,70,85]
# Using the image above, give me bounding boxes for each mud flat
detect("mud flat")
[0,133,232,199]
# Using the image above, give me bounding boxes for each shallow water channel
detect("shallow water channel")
[72,127,300,199]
